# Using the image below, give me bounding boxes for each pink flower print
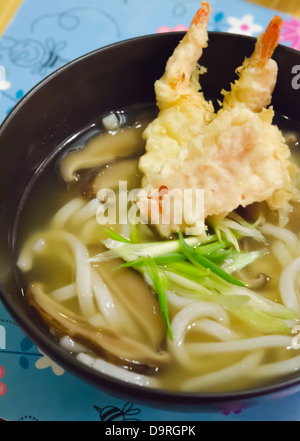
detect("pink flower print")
[221,403,243,416]
[227,15,263,36]
[0,366,6,397]
[279,18,300,51]
[157,24,188,33]
[222,408,242,416]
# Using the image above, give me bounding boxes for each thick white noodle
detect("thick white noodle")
[50,283,76,302]
[51,231,96,318]
[91,268,118,326]
[251,355,300,380]
[271,240,293,268]
[193,318,241,342]
[168,302,230,370]
[68,198,101,229]
[259,223,298,254]
[279,257,300,312]
[88,313,108,328]
[78,217,100,244]
[16,235,47,272]
[19,230,96,318]
[102,112,120,130]
[187,335,293,355]
[166,291,198,310]
[51,197,86,229]
[181,351,263,392]
[76,352,159,388]
[59,335,87,353]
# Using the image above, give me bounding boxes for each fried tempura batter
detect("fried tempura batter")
[138,2,297,237]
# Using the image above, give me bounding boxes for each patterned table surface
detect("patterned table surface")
[1,0,300,421]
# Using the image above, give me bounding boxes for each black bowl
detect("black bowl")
[1,32,300,412]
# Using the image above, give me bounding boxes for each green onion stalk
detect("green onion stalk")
[89,216,298,340]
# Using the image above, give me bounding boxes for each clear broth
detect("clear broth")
[15,106,300,393]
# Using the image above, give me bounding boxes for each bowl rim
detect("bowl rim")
[2,29,300,133]
[1,30,300,408]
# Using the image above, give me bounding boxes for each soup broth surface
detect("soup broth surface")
[15,105,300,393]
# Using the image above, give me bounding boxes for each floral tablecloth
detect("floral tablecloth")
[1,0,300,421]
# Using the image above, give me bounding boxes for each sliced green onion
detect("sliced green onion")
[206,248,235,264]
[221,250,265,274]
[143,256,173,340]
[103,228,131,243]
[130,223,139,244]
[233,307,292,334]
[178,231,245,287]
[194,241,227,256]
[161,260,210,278]
[90,219,298,338]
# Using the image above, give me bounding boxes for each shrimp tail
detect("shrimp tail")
[256,15,283,65]
[221,15,283,113]
[160,1,212,88]
[191,1,211,26]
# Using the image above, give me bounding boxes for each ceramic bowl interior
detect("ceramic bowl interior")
[1,32,300,411]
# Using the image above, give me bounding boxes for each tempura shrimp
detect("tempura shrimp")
[155,0,213,112]
[222,15,283,113]
[137,3,298,237]
[140,1,214,179]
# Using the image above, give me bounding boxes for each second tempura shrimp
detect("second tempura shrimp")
[221,15,283,113]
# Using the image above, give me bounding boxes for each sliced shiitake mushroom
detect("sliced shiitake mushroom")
[27,283,170,376]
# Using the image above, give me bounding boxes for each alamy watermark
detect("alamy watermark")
[0,65,11,98]
[292,65,300,90]
[291,325,300,349]
[0,325,6,350]
[95,181,205,235]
